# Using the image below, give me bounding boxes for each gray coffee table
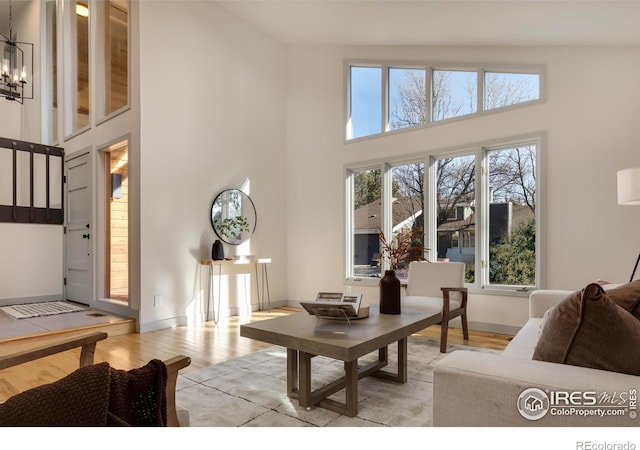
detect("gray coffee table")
[240,304,441,417]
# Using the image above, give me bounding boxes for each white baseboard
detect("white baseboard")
[138,300,291,333]
[138,316,189,333]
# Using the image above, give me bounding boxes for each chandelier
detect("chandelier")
[1,0,33,103]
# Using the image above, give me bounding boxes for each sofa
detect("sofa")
[432,286,639,426]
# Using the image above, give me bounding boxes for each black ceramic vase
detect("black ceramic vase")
[212,239,224,261]
[379,269,401,314]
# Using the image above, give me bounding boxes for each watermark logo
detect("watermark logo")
[517,388,637,421]
[517,387,550,420]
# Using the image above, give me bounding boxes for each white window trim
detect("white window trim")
[62,0,92,140]
[345,132,546,296]
[344,59,546,143]
[95,0,131,126]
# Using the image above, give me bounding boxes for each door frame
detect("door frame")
[64,143,136,319]
[97,139,130,307]
[93,136,137,319]
[64,148,94,307]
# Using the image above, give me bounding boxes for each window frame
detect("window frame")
[62,0,92,140]
[345,133,545,296]
[387,65,428,132]
[96,0,131,125]
[345,162,385,284]
[345,60,546,142]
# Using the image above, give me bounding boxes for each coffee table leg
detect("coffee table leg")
[370,338,408,383]
[397,337,407,383]
[344,359,359,417]
[287,348,298,396]
[298,351,313,408]
[378,345,388,364]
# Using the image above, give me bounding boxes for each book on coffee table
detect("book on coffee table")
[300,292,363,319]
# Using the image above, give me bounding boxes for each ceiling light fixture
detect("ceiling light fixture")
[0,0,34,103]
[76,3,89,18]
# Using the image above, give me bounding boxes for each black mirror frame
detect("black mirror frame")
[210,189,257,245]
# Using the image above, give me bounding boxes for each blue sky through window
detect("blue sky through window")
[350,67,382,139]
[432,69,477,121]
[349,64,541,140]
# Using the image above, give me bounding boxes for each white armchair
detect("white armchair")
[402,261,468,352]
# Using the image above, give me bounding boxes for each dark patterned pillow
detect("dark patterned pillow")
[532,283,640,375]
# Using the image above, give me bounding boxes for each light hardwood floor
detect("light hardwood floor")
[0,306,512,402]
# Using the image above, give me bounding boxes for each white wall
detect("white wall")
[285,45,640,332]
[0,0,61,304]
[0,223,62,302]
[137,2,287,330]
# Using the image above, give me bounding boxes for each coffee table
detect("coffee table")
[239,304,441,417]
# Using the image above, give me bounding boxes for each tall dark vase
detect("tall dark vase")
[211,239,224,261]
[379,269,401,314]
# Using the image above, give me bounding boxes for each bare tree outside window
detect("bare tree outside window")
[386,68,540,130]
[484,72,539,110]
[488,146,537,286]
[389,68,426,130]
[349,67,540,285]
[432,70,477,121]
[488,146,537,214]
[390,162,426,278]
[436,155,476,282]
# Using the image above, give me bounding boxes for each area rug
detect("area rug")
[176,337,500,427]
[0,301,86,319]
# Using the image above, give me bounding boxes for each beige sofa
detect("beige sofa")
[433,288,639,426]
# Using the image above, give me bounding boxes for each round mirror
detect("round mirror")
[210,189,257,245]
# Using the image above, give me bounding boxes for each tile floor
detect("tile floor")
[0,301,127,340]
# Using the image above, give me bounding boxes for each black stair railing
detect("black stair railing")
[0,137,64,225]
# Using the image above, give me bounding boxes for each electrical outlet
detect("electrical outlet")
[154,295,163,307]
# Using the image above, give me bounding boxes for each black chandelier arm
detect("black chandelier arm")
[1,0,32,103]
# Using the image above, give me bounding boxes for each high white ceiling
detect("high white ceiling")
[3,1,640,46]
[215,0,640,46]
[0,1,27,37]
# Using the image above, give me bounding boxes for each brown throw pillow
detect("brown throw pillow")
[532,283,640,376]
[604,279,640,320]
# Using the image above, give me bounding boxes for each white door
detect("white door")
[65,151,93,305]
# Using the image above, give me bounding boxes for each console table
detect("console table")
[200,258,272,323]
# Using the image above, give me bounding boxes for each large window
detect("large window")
[435,154,476,282]
[44,1,58,145]
[348,66,382,139]
[97,0,129,118]
[486,144,537,287]
[346,136,542,292]
[63,0,90,137]
[388,67,426,131]
[348,160,426,280]
[432,69,478,121]
[484,72,540,110]
[350,167,382,278]
[59,0,131,137]
[346,61,544,140]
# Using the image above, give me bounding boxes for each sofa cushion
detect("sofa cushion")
[502,318,543,360]
[604,279,640,320]
[532,283,640,376]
